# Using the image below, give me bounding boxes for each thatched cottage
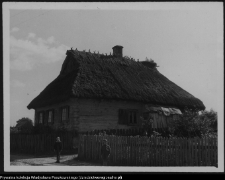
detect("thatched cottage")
[27,45,205,132]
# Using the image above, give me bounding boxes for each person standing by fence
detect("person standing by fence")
[101,139,111,166]
[54,137,63,163]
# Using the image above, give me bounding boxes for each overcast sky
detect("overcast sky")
[4,2,223,126]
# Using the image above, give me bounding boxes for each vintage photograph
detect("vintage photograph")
[3,2,223,172]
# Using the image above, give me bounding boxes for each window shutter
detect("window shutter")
[118,109,129,125]
[134,111,137,124]
[122,109,129,125]
[118,109,123,124]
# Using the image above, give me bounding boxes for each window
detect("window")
[47,110,54,124]
[128,110,137,125]
[118,109,138,125]
[39,112,44,124]
[61,106,69,121]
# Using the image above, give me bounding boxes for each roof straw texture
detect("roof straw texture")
[27,50,205,110]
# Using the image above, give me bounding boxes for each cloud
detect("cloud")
[27,33,36,39]
[10,33,69,71]
[11,80,25,88]
[47,36,55,44]
[11,27,20,33]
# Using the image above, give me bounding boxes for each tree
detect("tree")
[15,117,33,133]
[10,126,19,133]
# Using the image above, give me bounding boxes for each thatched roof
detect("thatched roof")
[27,49,205,110]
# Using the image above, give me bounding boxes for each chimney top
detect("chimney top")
[112,45,123,48]
[112,45,123,58]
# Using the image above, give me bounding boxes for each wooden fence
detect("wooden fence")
[10,132,77,155]
[78,135,218,167]
[83,127,169,137]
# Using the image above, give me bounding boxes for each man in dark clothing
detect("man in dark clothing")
[101,139,111,166]
[54,137,63,163]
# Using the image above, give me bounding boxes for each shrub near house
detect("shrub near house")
[169,108,217,138]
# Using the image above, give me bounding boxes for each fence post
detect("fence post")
[175,138,178,166]
[209,138,213,166]
[208,137,211,166]
[116,136,118,165]
[162,137,165,166]
[206,137,209,166]
[202,137,206,166]
[195,138,198,166]
[78,135,80,159]
[184,138,188,166]
[182,137,185,166]
[153,136,156,166]
[118,136,121,165]
[148,136,151,166]
[94,135,97,161]
[122,136,125,165]
[200,137,203,166]
[165,137,168,166]
[111,135,114,165]
[159,137,162,166]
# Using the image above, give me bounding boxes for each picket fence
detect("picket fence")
[78,135,218,167]
[10,132,77,155]
[83,127,169,137]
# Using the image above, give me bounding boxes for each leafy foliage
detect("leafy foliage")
[14,117,33,133]
[169,108,217,138]
[32,124,55,134]
[10,126,19,133]
[140,108,217,138]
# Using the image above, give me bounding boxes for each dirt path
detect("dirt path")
[10,154,101,166]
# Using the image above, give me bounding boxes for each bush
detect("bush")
[169,108,217,138]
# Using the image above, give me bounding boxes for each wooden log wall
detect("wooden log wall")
[77,99,144,132]
[34,98,182,133]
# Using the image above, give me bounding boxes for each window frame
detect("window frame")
[47,109,54,124]
[61,106,70,122]
[118,109,138,126]
[128,109,138,125]
[38,111,44,124]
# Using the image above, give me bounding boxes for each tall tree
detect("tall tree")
[15,117,33,133]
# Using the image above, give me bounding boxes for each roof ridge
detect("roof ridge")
[68,49,139,63]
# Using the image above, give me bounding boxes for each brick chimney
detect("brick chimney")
[112,45,123,58]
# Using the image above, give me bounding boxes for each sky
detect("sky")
[4,2,223,127]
